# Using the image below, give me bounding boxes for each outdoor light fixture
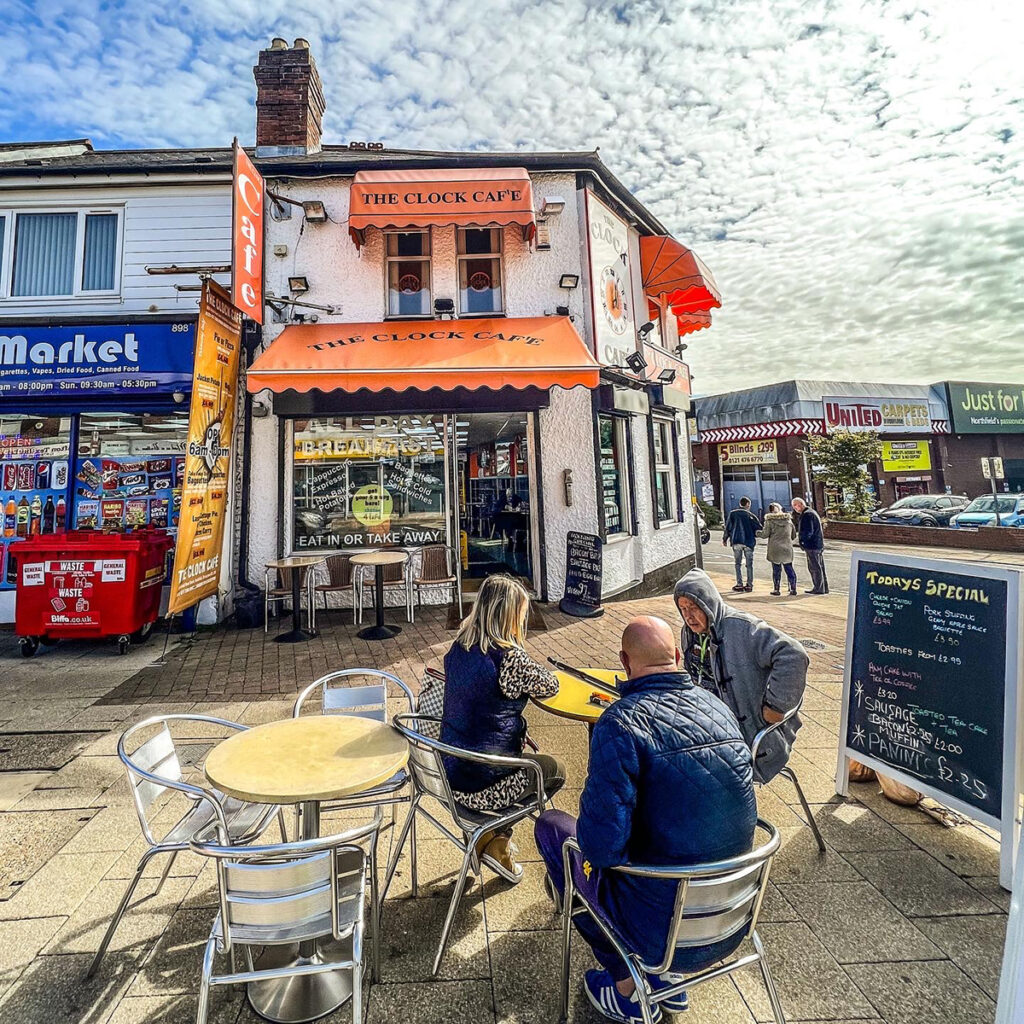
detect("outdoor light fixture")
[636,320,655,341]
[559,273,579,289]
[267,191,329,223]
[657,368,677,384]
[434,298,455,319]
[625,351,648,375]
[675,343,688,353]
[555,305,570,316]
[301,200,328,222]
[541,196,566,216]
[288,276,309,294]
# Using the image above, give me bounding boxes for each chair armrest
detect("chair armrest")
[750,703,801,763]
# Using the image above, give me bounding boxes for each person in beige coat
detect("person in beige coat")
[757,502,798,596]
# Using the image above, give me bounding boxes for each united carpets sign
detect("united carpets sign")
[0,322,195,396]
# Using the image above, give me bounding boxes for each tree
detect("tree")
[805,430,882,518]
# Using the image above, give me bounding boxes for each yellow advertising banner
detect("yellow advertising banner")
[167,280,242,614]
[881,440,931,472]
[719,439,778,465]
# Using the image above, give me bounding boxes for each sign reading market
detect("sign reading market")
[823,395,930,434]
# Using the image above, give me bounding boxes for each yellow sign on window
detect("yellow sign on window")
[881,440,931,472]
[719,439,778,465]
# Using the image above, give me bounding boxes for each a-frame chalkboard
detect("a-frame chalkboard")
[835,550,1023,888]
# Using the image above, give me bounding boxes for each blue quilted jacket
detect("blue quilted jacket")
[577,670,757,969]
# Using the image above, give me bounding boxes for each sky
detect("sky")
[1,0,1022,395]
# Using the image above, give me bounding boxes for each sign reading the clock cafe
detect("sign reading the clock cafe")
[587,192,636,368]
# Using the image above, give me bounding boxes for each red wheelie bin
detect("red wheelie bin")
[14,527,174,656]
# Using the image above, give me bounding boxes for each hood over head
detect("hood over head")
[763,511,791,522]
[673,568,726,631]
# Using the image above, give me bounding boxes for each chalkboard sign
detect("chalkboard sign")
[837,551,1022,886]
[560,531,604,618]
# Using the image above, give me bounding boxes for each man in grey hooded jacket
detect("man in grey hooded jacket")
[673,568,809,782]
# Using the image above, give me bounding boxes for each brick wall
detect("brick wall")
[824,519,1024,552]
[253,40,326,152]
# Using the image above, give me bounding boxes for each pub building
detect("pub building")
[244,39,718,607]
[0,140,234,623]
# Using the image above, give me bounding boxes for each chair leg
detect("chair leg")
[277,808,289,842]
[352,954,363,1024]
[409,812,419,897]
[381,799,418,901]
[780,766,826,853]
[86,846,163,978]
[558,887,574,1023]
[752,930,787,1023]
[196,934,217,1024]
[432,847,474,976]
[368,833,381,983]
[152,849,178,896]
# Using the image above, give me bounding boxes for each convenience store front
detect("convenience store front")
[247,317,600,597]
[0,319,195,622]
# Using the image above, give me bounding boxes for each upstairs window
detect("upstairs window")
[386,230,431,317]
[2,209,120,298]
[457,227,503,315]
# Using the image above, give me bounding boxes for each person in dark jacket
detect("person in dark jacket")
[792,497,828,594]
[535,616,756,1023]
[441,574,564,881]
[722,496,760,592]
[674,569,809,782]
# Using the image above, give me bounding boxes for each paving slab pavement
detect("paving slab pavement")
[0,561,1011,1023]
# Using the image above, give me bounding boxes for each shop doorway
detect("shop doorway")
[455,412,535,590]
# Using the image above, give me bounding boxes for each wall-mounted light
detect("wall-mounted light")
[434,298,455,319]
[541,196,566,216]
[252,399,271,418]
[288,276,309,294]
[625,351,648,375]
[267,191,328,224]
[555,305,570,316]
[657,368,677,385]
[636,320,655,342]
[559,273,579,290]
[675,343,688,353]
[302,200,328,223]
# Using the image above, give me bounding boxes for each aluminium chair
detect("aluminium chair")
[410,544,461,621]
[263,564,316,633]
[292,670,416,881]
[382,712,552,975]
[315,553,357,623]
[190,811,383,1024]
[559,819,787,1024]
[751,698,826,853]
[86,714,286,979]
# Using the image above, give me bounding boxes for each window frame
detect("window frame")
[456,226,504,317]
[598,411,635,540]
[0,206,123,302]
[384,228,433,319]
[650,415,679,526]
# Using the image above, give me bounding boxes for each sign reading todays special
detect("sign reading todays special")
[167,281,242,615]
[823,396,930,434]
[946,382,1024,434]
[0,322,195,396]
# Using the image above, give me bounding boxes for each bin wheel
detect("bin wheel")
[117,634,131,656]
[39,636,60,648]
[132,621,154,644]
[19,637,39,658]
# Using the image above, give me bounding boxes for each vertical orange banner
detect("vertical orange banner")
[167,280,242,615]
[232,139,264,324]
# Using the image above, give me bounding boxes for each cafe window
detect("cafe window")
[599,414,632,537]
[386,230,432,317]
[457,227,503,315]
[2,209,121,298]
[652,417,677,522]
[292,416,448,550]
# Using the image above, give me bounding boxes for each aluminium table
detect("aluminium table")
[266,555,325,644]
[532,667,622,725]
[350,550,409,641]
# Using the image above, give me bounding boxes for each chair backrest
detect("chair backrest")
[381,559,406,583]
[750,696,804,771]
[293,668,415,722]
[326,554,353,587]
[418,544,451,582]
[278,565,308,589]
[613,819,781,974]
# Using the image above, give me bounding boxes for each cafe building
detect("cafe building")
[0,140,234,623]
[245,39,716,606]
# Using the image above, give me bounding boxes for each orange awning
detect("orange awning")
[675,310,713,336]
[247,317,599,395]
[348,168,535,246]
[640,235,722,313]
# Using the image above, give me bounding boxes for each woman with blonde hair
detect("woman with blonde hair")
[438,574,563,880]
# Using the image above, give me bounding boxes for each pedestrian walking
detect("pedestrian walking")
[722,496,760,592]
[792,497,828,594]
[757,502,798,595]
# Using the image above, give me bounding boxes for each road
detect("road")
[699,535,1024,596]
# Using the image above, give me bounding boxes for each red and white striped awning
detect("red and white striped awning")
[697,419,825,444]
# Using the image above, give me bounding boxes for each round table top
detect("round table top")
[534,668,623,723]
[265,555,327,570]
[350,550,409,567]
[204,716,409,804]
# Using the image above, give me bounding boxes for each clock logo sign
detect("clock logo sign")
[600,262,630,335]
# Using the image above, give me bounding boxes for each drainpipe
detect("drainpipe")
[237,321,262,587]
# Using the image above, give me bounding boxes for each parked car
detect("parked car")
[950,494,1024,528]
[870,494,969,527]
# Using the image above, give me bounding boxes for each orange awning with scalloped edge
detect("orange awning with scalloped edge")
[247,317,599,394]
[640,235,722,313]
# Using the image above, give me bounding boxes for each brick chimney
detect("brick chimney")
[253,37,326,156]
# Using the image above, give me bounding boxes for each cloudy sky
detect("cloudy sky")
[2,0,1022,394]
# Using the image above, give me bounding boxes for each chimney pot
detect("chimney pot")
[271,37,288,49]
[293,37,310,49]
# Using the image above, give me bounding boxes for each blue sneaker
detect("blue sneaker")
[584,969,663,1023]
[647,972,689,1012]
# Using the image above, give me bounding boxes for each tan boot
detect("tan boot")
[481,834,523,884]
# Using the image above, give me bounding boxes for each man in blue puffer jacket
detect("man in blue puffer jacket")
[535,616,756,1023]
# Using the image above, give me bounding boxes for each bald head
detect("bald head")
[620,615,681,680]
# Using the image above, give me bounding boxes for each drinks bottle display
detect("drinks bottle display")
[30,494,42,535]
[3,498,14,538]
[55,496,66,531]
[35,461,50,489]
[52,460,69,489]
[2,463,16,490]
[42,496,55,534]
[16,496,28,538]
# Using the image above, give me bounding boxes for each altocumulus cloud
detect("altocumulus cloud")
[1,0,1022,392]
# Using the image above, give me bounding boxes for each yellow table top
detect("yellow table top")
[534,668,623,724]
[204,716,409,804]
[265,555,327,570]
[350,550,409,566]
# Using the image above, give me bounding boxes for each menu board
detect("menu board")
[559,531,604,618]
[838,553,1021,845]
